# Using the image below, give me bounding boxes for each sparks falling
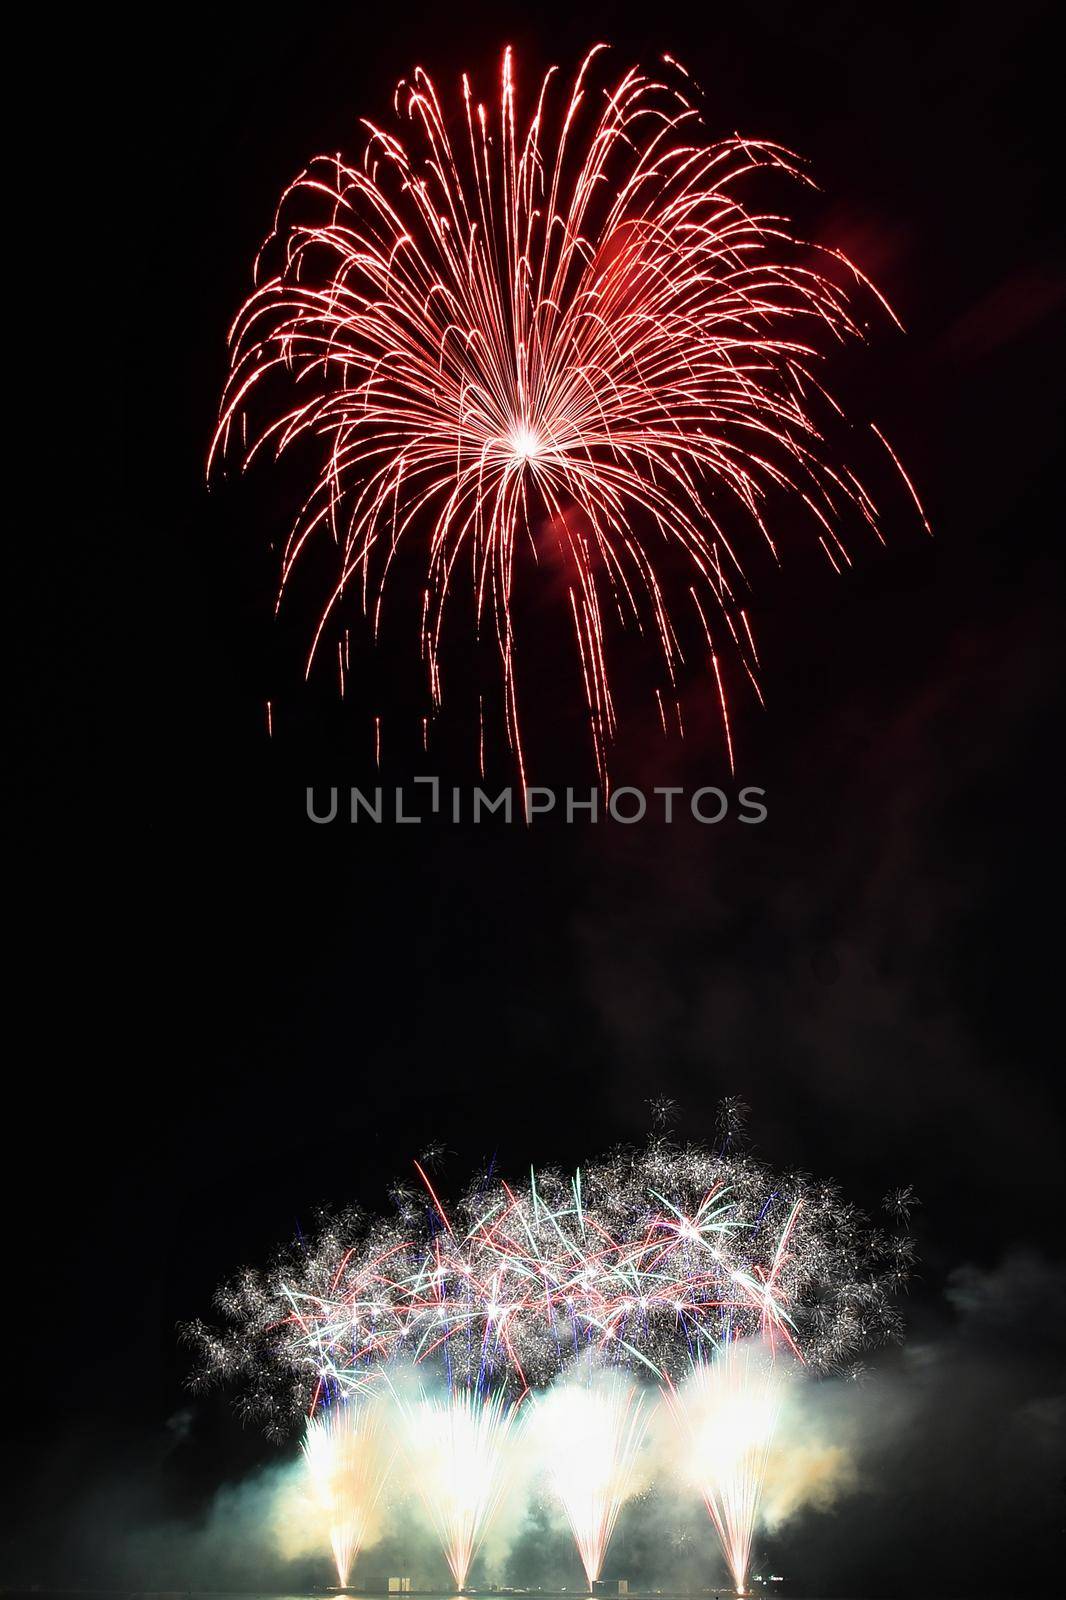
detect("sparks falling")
[210,47,927,781]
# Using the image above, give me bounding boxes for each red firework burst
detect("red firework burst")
[211,46,927,781]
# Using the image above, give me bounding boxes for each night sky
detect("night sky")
[6,2,1064,1595]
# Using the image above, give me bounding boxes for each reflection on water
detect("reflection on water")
[52,1593,897,1600]
[9,1593,926,1600]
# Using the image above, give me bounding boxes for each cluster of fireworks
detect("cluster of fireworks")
[189,1117,913,1593]
[211,47,927,780]
[291,1355,780,1594]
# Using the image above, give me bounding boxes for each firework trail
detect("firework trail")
[210,48,926,781]
[302,1398,393,1586]
[397,1384,519,1589]
[666,1341,786,1596]
[531,1368,648,1588]
[185,1129,912,1429]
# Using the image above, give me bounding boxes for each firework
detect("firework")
[186,1116,913,1589]
[531,1368,648,1588]
[666,1341,786,1596]
[185,1130,912,1427]
[302,1398,393,1586]
[396,1384,519,1589]
[211,48,926,780]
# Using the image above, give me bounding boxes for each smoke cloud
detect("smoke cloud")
[4,1253,1060,1597]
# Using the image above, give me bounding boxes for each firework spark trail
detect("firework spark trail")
[531,1369,649,1588]
[185,1131,912,1434]
[397,1385,519,1589]
[302,1398,393,1586]
[665,1341,786,1596]
[211,48,927,781]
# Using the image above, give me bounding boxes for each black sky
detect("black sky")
[6,2,1065,1595]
